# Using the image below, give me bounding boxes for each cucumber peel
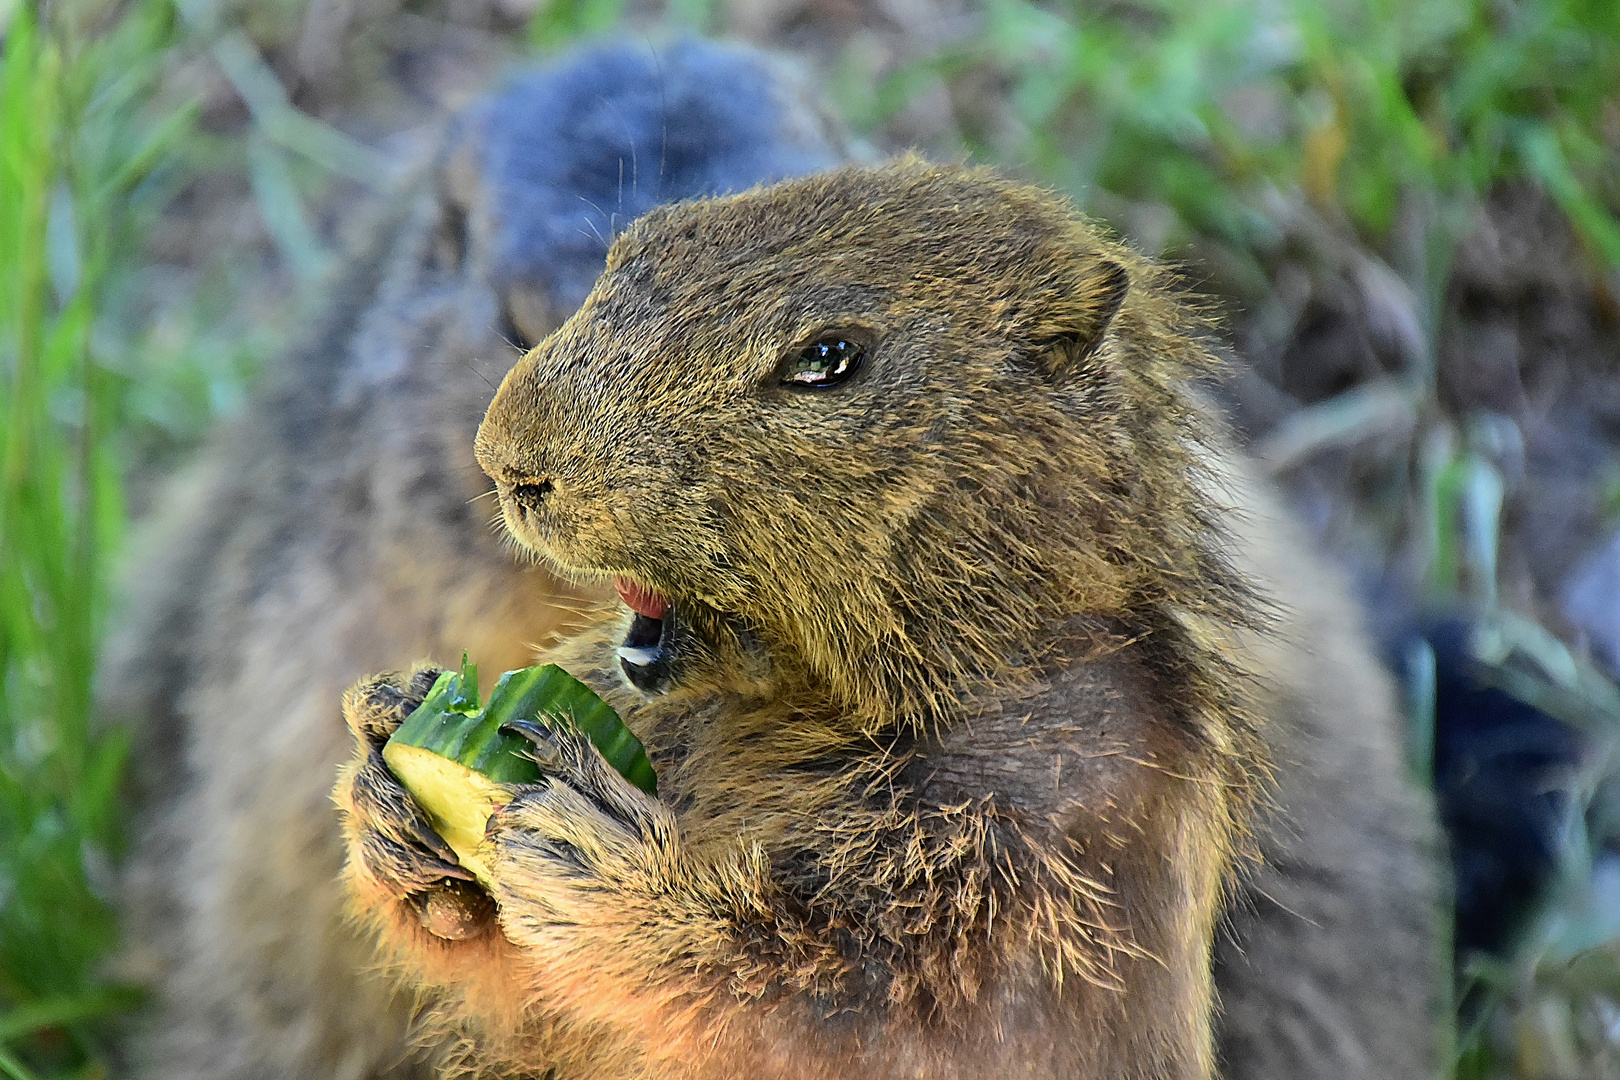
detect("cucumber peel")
[382,656,656,886]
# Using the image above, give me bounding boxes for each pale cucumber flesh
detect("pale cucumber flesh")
[380,741,510,888]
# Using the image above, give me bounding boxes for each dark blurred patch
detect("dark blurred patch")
[1562,531,1620,681]
[465,40,841,329]
[1395,618,1589,960]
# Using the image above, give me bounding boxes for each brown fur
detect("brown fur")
[338,161,1445,1078]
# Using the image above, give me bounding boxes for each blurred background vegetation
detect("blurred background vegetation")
[0,0,1617,1076]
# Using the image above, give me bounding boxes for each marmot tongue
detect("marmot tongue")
[614,577,669,620]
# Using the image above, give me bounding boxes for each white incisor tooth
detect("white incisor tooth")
[617,645,661,669]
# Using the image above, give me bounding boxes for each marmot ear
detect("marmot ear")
[1036,259,1129,380]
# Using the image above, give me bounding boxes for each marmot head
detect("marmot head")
[476,160,1249,727]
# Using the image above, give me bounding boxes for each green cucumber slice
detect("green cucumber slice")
[382,656,655,886]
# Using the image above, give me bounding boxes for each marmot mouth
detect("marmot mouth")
[614,577,675,693]
[614,577,669,620]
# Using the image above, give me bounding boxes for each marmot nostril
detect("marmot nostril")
[510,480,554,509]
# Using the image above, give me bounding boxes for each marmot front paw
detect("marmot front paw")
[486,719,677,914]
[340,668,496,940]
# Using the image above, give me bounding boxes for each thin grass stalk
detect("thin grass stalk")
[0,1,184,1071]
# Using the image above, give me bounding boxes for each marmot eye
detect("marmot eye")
[783,336,865,389]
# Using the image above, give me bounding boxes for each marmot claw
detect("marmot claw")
[498,717,564,772]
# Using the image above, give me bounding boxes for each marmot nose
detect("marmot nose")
[507,479,554,512]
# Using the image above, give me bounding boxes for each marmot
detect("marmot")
[103,41,843,1079]
[338,161,1444,1078]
